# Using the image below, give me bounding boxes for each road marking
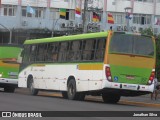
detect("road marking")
[38,92,160,108]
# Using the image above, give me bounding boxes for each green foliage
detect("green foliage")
[156,34,160,81]
[141,28,154,36]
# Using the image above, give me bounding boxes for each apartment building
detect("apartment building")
[0,0,160,44]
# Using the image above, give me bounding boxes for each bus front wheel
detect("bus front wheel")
[28,77,39,96]
[102,93,120,104]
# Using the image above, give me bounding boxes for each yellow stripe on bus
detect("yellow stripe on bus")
[78,64,103,70]
[32,64,46,67]
[108,54,155,68]
[0,61,19,68]
[104,30,112,64]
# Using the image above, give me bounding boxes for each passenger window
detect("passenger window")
[95,38,106,60]
[22,45,30,63]
[67,41,81,61]
[58,42,68,62]
[36,44,46,62]
[30,45,37,62]
[82,39,95,61]
[46,42,59,62]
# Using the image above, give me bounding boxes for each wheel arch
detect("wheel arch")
[67,75,76,86]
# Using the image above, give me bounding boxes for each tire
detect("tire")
[67,79,77,100]
[28,77,39,96]
[102,93,120,104]
[62,91,68,99]
[67,79,85,101]
[4,86,15,93]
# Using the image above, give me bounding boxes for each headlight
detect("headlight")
[0,74,2,78]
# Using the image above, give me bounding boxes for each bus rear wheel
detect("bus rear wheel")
[67,79,85,101]
[4,86,15,93]
[28,77,39,96]
[102,93,120,104]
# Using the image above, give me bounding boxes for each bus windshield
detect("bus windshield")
[109,34,154,57]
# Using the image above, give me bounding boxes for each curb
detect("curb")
[119,100,160,108]
[38,92,160,108]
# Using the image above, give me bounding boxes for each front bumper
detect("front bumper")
[0,78,18,85]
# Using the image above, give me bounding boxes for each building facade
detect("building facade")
[0,0,160,44]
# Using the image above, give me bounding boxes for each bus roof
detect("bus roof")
[24,31,109,45]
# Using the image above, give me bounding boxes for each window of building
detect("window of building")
[50,8,59,19]
[66,9,69,20]
[35,8,45,18]
[133,14,151,25]
[3,5,16,16]
[22,7,33,17]
[135,0,153,2]
[58,9,74,20]
[22,7,45,18]
[69,9,75,20]
[22,9,27,17]
[112,13,125,24]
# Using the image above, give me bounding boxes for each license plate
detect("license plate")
[126,75,135,80]
[127,85,137,88]
[8,72,18,76]
[123,84,137,90]
[9,75,17,78]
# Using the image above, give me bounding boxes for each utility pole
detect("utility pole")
[82,0,88,33]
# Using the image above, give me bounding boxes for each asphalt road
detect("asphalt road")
[0,88,160,120]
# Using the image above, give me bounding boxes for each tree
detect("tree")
[155,34,160,81]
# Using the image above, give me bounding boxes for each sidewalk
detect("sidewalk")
[121,94,160,103]
[120,94,160,107]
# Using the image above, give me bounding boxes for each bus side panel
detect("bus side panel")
[43,64,89,91]
[31,65,46,89]
[58,64,87,91]
[44,64,61,90]
[18,68,28,88]
[78,63,104,91]
[88,70,103,91]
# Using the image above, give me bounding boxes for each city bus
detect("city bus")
[0,44,22,92]
[18,31,156,103]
